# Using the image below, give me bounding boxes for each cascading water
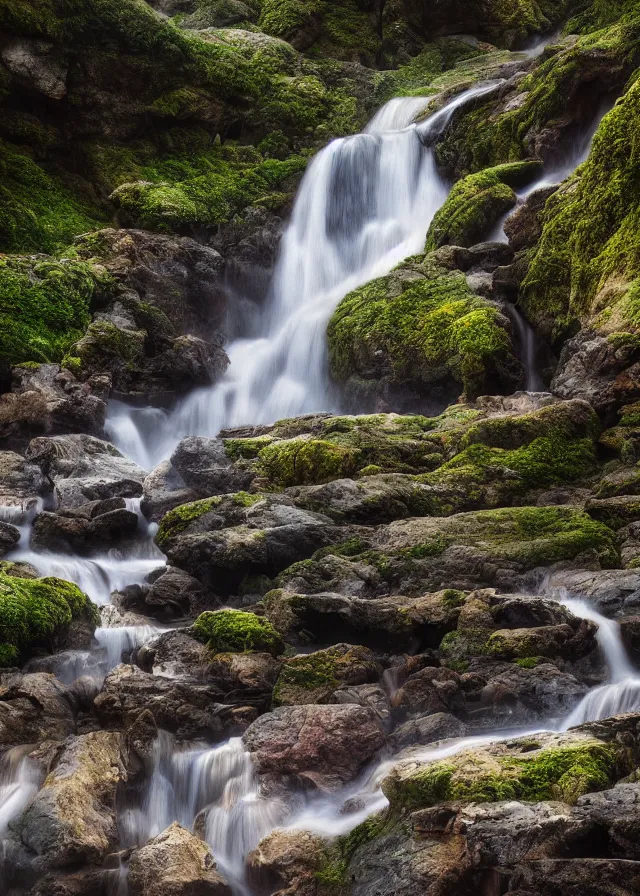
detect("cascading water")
[106,83,501,470]
[4,84,640,896]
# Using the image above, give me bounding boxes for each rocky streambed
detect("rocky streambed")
[2,2,640,894]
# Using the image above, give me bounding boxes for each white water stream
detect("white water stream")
[106,84,501,470]
[1,85,636,895]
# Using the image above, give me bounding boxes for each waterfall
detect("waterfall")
[505,304,544,391]
[106,84,501,470]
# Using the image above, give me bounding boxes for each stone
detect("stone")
[93,664,255,740]
[0,450,45,511]
[26,434,147,507]
[74,230,227,340]
[543,569,640,617]
[242,703,386,791]
[128,822,231,896]
[0,520,20,556]
[114,566,207,621]
[0,672,76,745]
[390,712,467,750]
[30,499,139,552]
[21,731,126,868]
[273,643,379,706]
[1,39,67,99]
[142,460,199,521]
[247,829,326,896]
[171,437,255,497]
[0,364,107,441]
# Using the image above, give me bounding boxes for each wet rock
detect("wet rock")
[551,330,640,418]
[160,495,341,592]
[543,569,640,617]
[510,857,640,895]
[0,672,76,745]
[142,460,198,521]
[171,437,256,497]
[485,621,597,662]
[30,499,139,552]
[392,666,465,721]
[332,683,391,727]
[115,566,206,620]
[273,644,379,706]
[0,519,20,555]
[128,822,231,896]
[27,869,112,896]
[26,434,147,507]
[467,661,588,729]
[21,731,126,868]
[1,39,67,99]
[0,363,107,442]
[73,295,229,399]
[263,589,463,652]
[504,184,559,252]
[247,829,326,896]
[94,664,255,740]
[74,230,227,339]
[390,712,466,750]
[619,616,640,664]
[242,703,386,791]
[205,651,281,704]
[137,630,211,678]
[0,450,45,510]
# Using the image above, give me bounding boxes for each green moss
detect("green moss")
[514,656,542,668]
[0,140,103,254]
[258,438,362,487]
[109,143,308,232]
[328,267,513,400]
[0,572,97,666]
[193,608,283,654]
[426,435,597,493]
[0,255,100,366]
[385,740,621,811]
[425,161,543,250]
[522,69,640,341]
[156,497,222,547]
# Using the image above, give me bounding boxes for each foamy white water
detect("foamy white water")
[106,85,500,469]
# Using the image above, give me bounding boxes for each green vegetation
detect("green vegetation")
[425,161,543,250]
[384,739,622,810]
[328,266,513,399]
[258,438,361,487]
[522,70,640,341]
[0,255,104,366]
[156,497,223,547]
[0,572,98,665]
[193,608,283,654]
[0,140,103,254]
[273,643,376,704]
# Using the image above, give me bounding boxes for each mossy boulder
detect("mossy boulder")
[327,256,519,405]
[272,643,379,705]
[426,161,544,250]
[0,572,99,666]
[382,729,632,812]
[192,608,284,655]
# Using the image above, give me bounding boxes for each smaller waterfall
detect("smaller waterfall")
[2,499,164,607]
[557,591,640,728]
[505,304,544,391]
[0,749,42,839]
[120,735,282,892]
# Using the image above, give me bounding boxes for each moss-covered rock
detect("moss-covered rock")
[0,255,105,367]
[382,729,631,811]
[0,572,98,666]
[425,161,543,250]
[192,608,284,654]
[521,69,640,343]
[327,255,518,403]
[272,642,378,705]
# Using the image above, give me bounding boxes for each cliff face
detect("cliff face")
[2,3,640,896]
